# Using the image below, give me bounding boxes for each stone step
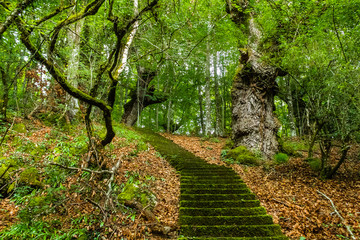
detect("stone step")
[181,175,240,179]
[180,215,274,226]
[179,207,266,216]
[181,225,284,237]
[181,193,256,201]
[181,183,248,189]
[182,166,228,169]
[180,200,261,208]
[181,172,238,177]
[181,188,251,195]
[181,179,244,184]
[181,169,237,173]
[178,236,288,240]
[136,129,287,240]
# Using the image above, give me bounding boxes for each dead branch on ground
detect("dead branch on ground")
[317,190,356,240]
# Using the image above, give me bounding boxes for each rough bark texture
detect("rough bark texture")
[121,67,167,126]
[227,1,285,159]
[231,48,280,158]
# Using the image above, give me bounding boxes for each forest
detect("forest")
[0,0,359,239]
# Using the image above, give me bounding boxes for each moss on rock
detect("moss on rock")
[118,183,157,208]
[13,123,27,133]
[19,167,43,188]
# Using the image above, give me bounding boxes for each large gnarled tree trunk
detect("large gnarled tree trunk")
[227,1,285,159]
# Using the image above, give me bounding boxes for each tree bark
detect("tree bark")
[0,67,9,119]
[204,36,211,136]
[197,84,205,135]
[227,1,285,158]
[214,52,224,136]
[121,66,167,126]
[286,77,297,137]
[67,18,84,120]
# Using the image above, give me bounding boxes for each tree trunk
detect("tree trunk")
[214,52,224,136]
[197,84,205,135]
[204,37,211,136]
[121,66,167,126]
[286,77,297,137]
[67,18,84,120]
[231,48,280,158]
[0,67,9,119]
[227,2,285,159]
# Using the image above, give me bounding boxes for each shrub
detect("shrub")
[274,153,289,164]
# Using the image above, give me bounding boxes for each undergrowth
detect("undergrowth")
[0,120,156,239]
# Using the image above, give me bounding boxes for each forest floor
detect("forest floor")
[0,119,359,239]
[0,120,180,239]
[162,133,360,240]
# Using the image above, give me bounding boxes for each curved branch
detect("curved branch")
[16,17,115,146]
[48,0,105,56]
[0,0,35,36]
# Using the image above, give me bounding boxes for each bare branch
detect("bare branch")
[317,190,356,240]
[50,162,113,175]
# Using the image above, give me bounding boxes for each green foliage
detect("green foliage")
[0,220,91,240]
[274,153,289,164]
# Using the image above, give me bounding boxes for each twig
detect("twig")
[332,6,348,63]
[86,198,107,220]
[272,198,290,207]
[50,162,112,174]
[317,190,356,240]
[105,159,121,207]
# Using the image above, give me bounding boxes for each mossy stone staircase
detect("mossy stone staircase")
[136,128,288,240]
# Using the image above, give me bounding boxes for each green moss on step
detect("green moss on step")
[181,188,250,195]
[181,193,256,201]
[180,200,260,208]
[180,215,274,226]
[180,183,248,189]
[179,206,266,216]
[178,237,288,240]
[180,225,283,237]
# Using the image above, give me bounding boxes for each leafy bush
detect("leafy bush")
[274,153,289,164]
